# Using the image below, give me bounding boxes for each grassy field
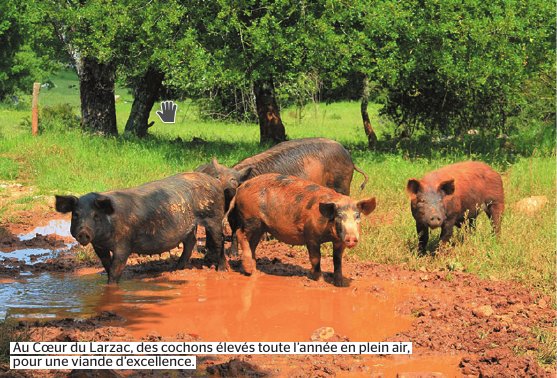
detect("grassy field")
[0,71,555,295]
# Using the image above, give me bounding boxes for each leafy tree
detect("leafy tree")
[364,0,555,136]
[191,0,355,145]
[0,1,23,100]
[0,2,56,101]
[121,0,210,137]
[29,0,133,135]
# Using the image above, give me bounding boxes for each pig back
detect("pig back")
[233,138,355,191]
[423,161,504,215]
[234,173,343,245]
[106,172,224,253]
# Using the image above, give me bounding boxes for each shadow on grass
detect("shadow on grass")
[115,130,536,170]
[348,133,528,167]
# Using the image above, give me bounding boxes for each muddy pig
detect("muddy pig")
[203,138,368,199]
[406,161,504,253]
[55,172,227,284]
[195,158,253,209]
[227,173,377,287]
[202,138,369,254]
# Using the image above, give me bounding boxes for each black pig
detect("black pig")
[55,172,227,283]
[195,158,253,209]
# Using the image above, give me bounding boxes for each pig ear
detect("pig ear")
[439,179,455,195]
[237,167,253,184]
[319,202,336,220]
[406,179,421,195]
[55,195,78,213]
[211,157,221,169]
[357,197,377,216]
[94,195,115,215]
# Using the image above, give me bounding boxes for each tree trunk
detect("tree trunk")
[124,68,164,137]
[361,76,377,149]
[79,57,118,135]
[254,79,286,145]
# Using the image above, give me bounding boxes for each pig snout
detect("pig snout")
[344,235,359,249]
[428,215,443,229]
[75,228,93,246]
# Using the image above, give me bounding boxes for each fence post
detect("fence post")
[32,82,40,136]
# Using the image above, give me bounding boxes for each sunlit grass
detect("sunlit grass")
[0,70,555,296]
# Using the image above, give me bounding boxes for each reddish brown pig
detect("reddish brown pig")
[406,161,504,253]
[227,174,377,287]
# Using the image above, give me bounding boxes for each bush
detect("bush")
[39,103,80,133]
[371,0,555,137]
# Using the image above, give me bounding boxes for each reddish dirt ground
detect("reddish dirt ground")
[0,211,555,377]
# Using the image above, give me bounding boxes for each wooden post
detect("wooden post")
[32,82,40,136]
[31,83,41,136]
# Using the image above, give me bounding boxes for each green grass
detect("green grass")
[0,71,555,296]
[0,319,30,363]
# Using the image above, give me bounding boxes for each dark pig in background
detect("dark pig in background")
[203,138,368,198]
[406,161,504,253]
[55,172,227,283]
[195,158,253,209]
[227,173,377,287]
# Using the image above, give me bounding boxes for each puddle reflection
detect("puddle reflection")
[18,219,72,241]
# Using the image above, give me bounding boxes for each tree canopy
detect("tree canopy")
[3,0,554,140]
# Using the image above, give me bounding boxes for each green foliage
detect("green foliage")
[184,0,354,120]
[0,2,61,100]
[364,0,555,136]
[39,103,80,133]
[0,1,23,100]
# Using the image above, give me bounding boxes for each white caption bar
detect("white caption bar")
[11,356,196,370]
[11,341,412,355]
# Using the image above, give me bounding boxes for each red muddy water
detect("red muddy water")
[88,269,462,376]
[93,270,414,341]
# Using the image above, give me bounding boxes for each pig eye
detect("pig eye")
[93,213,100,221]
[355,212,361,221]
[229,178,238,185]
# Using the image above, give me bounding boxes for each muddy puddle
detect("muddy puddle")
[0,219,74,266]
[102,272,417,341]
[18,219,73,241]
[2,268,417,341]
[0,271,178,320]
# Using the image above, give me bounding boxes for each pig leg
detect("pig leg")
[237,227,262,276]
[332,240,347,287]
[227,213,240,256]
[175,230,196,270]
[237,229,253,275]
[486,202,504,235]
[416,223,429,254]
[107,247,130,284]
[306,242,322,281]
[93,245,112,275]
[204,220,228,271]
[230,233,240,256]
[438,221,456,251]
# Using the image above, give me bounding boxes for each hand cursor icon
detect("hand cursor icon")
[156,101,177,123]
